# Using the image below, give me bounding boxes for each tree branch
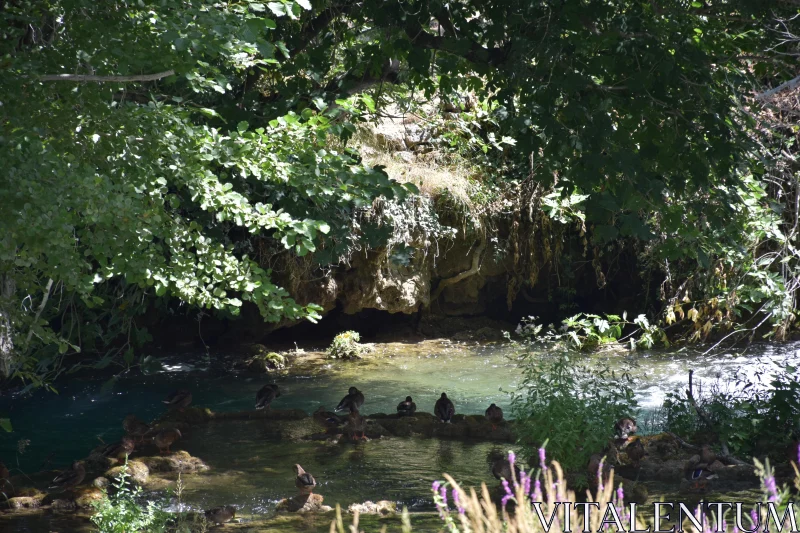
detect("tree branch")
[290,3,355,59]
[430,236,486,303]
[38,70,175,83]
[756,73,800,101]
[403,23,509,66]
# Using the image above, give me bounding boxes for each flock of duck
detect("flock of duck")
[38,384,510,525]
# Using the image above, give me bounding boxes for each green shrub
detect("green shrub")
[663,364,800,458]
[327,331,368,360]
[91,461,171,533]
[510,351,638,473]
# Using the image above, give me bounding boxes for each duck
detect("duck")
[346,410,367,441]
[313,406,342,429]
[49,461,85,491]
[154,428,182,454]
[684,447,718,482]
[101,436,136,460]
[434,393,455,423]
[335,387,365,413]
[294,464,316,494]
[491,458,521,482]
[205,505,237,525]
[614,417,637,439]
[625,438,646,467]
[396,396,416,417]
[255,384,281,410]
[163,389,192,411]
[123,414,151,442]
[485,403,504,430]
[700,444,717,465]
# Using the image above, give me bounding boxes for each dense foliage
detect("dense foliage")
[3,0,800,386]
[510,350,638,472]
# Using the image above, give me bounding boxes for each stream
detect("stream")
[0,339,797,532]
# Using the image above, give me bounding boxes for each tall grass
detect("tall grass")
[333,447,800,533]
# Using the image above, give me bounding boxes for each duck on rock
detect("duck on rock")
[347,410,367,441]
[255,384,281,410]
[434,393,455,423]
[397,396,416,417]
[154,428,182,454]
[163,389,192,411]
[49,461,85,491]
[123,414,151,442]
[294,464,316,494]
[101,436,136,461]
[313,406,342,430]
[485,404,504,430]
[335,387,365,413]
[614,417,637,439]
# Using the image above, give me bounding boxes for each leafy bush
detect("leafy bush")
[91,462,171,533]
[663,363,800,458]
[327,331,369,360]
[510,351,638,473]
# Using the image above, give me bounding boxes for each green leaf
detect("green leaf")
[237,121,249,133]
[0,418,12,433]
[295,0,312,9]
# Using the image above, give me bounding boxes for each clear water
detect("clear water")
[0,339,797,531]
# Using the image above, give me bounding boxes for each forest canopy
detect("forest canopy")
[2,0,800,386]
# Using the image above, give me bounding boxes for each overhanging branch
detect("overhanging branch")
[38,70,175,83]
[756,73,800,101]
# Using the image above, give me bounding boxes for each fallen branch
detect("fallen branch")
[429,236,486,303]
[756,73,800,101]
[38,70,175,83]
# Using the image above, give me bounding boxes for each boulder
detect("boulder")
[74,487,104,508]
[6,490,46,510]
[139,451,209,474]
[104,460,150,486]
[276,493,332,513]
[348,500,396,515]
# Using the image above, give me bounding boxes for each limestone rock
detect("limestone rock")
[139,451,209,474]
[348,500,396,515]
[74,487,104,508]
[6,490,45,510]
[51,498,77,511]
[277,493,332,513]
[105,460,150,485]
[92,477,109,489]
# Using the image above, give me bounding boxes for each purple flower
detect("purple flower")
[532,479,542,501]
[501,478,512,497]
[764,476,778,502]
[521,471,531,496]
[501,494,513,508]
[432,480,441,493]
[539,447,547,468]
[440,485,448,506]
[452,488,465,515]
[751,508,759,527]
[616,486,624,503]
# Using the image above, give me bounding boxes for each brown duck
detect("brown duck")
[154,428,182,454]
[102,436,136,460]
[625,438,646,467]
[396,396,417,417]
[346,410,367,441]
[434,393,455,423]
[485,403,504,430]
[49,461,85,491]
[294,464,316,494]
[205,505,237,524]
[255,384,281,410]
[313,406,342,430]
[614,417,637,439]
[163,389,192,410]
[123,414,151,442]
